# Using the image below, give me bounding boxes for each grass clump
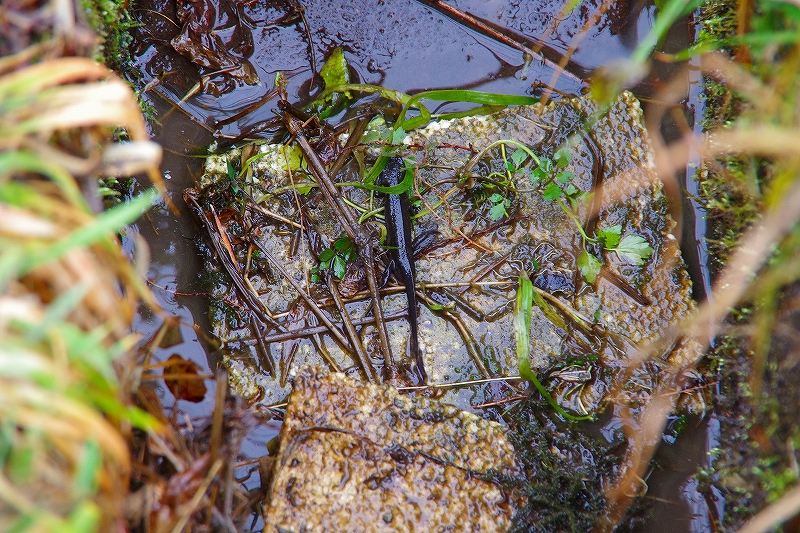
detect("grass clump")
[0,0,164,529]
[687,0,800,530]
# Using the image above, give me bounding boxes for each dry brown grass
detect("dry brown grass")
[0,0,165,529]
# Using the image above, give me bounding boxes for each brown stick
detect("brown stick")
[326,274,379,382]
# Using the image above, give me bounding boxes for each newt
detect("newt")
[379,157,427,383]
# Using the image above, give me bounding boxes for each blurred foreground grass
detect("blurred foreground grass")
[0,1,163,529]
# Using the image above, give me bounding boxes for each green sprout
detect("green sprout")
[488,192,511,221]
[535,146,653,283]
[311,235,356,282]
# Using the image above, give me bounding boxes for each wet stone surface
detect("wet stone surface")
[263,367,521,533]
[198,91,704,415]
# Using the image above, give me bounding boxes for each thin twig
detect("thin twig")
[184,190,286,332]
[415,290,491,378]
[418,0,586,85]
[326,273,378,382]
[249,239,352,351]
[286,113,395,380]
[254,310,408,343]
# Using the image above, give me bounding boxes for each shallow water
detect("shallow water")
[128,0,715,529]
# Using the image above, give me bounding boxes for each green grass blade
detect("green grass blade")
[341,160,414,194]
[73,440,101,498]
[631,0,703,63]
[19,188,158,275]
[0,151,89,213]
[515,271,593,421]
[399,89,539,130]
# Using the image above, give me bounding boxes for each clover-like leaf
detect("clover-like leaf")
[613,234,653,265]
[489,193,509,220]
[597,225,622,249]
[332,255,347,279]
[509,148,528,169]
[554,147,572,168]
[319,248,336,262]
[489,201,508,221]
[578,249,602,283]
[543,183,563,201]
[391,126,407,145]
[556,170,575,184]
[531,167,548,183]
[333,236,352,252]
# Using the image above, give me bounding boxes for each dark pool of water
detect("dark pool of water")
[128,0,716,529]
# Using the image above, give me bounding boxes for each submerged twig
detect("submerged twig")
[326,273,378,382]
[417,0,587,85]
[184,190,286,332]
[285,113,396,381]
[248,238,354,359]
[254,310,409,344]
[416,290,491,379]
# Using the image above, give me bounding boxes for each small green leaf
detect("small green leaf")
[489,201,508,221]
[333,236,351,252]
[578,250,602,283]
[320,47,350,90]
[319,259,331,270]
[564,183,580,197]
[361,128,383,144]
[543,183,563,201]
[554,147,572,168]
[531,167,548,182]
[391,126,407,145]
[319,248,336,262]
[332,255,347,278]
[597,225,622,248]
[614,235,654,265]
[311,272,321,283]
[427,301,456,311]
[556,170,575,183]
[509,148,528,169]
[539,157,553,173]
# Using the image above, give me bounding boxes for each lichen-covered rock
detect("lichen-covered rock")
[263,367,522,533]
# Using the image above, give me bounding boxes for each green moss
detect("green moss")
[81,0,138,75]
[500,396,648,533]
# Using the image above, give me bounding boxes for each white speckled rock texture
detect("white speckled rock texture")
[263,367,522,533]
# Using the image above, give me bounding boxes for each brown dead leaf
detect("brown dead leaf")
[163,353,208,402]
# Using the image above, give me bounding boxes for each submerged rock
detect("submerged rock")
[197,91,704,415]
[263,367,521,533]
